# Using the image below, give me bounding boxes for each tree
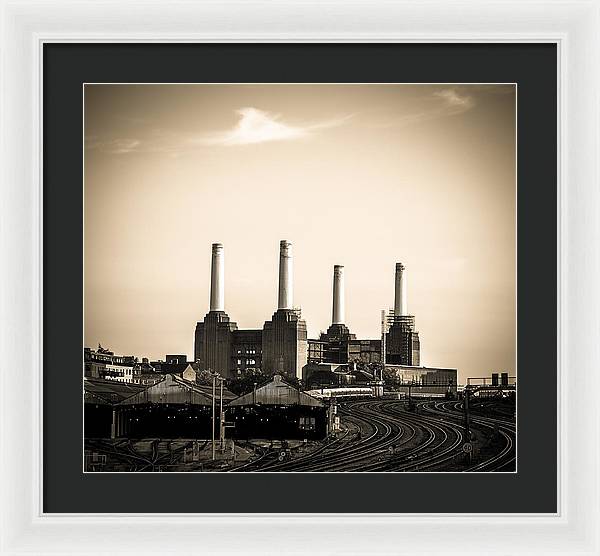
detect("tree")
[196,369,214,386]
[226,369,303,396]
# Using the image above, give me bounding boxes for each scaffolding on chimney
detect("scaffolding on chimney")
[386,310,415,331]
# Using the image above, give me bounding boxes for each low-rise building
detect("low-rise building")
[84,345,112,378]
[84,345,137,382]
[386,365,457,396]
[104,361,135,383]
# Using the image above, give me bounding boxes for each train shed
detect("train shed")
[227,374,327,440]
[84,378,148,438]
[116,374,235,438]
[85,374,236,439]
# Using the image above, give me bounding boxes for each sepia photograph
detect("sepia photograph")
[83,83,517,473]
[7,0,599,548]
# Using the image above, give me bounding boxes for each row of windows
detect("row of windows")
[236,348,259,355]
[236,359,257,366]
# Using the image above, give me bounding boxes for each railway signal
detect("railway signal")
[463,441,474,464]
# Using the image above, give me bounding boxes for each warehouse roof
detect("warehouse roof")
[117,374,237,406]
[192,383,237,402]
[229,374,323,408]
[84,378,148,405]
[177,366,237,401]
[303,362,345,373]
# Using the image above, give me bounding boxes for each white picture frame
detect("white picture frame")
[1,0,598,554]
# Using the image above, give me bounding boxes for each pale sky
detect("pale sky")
[84,84,516,382]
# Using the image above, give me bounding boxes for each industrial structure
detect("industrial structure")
[307,261,420,367]
[194,241,307,380]
[310,265,357,364]
[387,365,457,397]
[193,243,240,378]
[192,241,426,380]
[385,263,421,365]
[85,372,237,439]
[88,242,448,400]
[261,241,308,377]
[85,372,326,441]
[83,240,517,469]
[228,374,326,440]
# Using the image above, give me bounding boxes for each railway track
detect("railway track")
[434,400,516,471]
[86,438,193,471]
[86,397,515,472]
[241,397,515,472]
[248,399,456,472]
[376,401,464,471]
[242,401,403,472]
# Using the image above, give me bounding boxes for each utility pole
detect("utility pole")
[463,386,471,441]
[328,397,335,434]
[381,309,386,379]
[219,377,224,450]
[212,372,217,461]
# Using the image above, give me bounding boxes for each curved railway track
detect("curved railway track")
[431,400,516,471]
[238,397,515,472]
[86,397,515,472]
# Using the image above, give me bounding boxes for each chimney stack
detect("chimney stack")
[278,240,293,310]
[209,243,225,312]
[394,262,407,316]
[332,265,345,325]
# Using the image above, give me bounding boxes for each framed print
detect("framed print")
[1,1,599,555]
[82,80,518,476]
[49,44,546,514]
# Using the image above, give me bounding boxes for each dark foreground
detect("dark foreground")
[85,397,516,472]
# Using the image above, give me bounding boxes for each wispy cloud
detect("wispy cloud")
[86,107,351,155]
[432,89,475,115]
[86,137,141,155]
[196,107,351,147]
[379,88,475,128]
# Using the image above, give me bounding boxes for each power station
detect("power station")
[194,241,420,379]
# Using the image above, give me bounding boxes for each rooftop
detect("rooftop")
[229,374,323,408]
[84,378,147,405]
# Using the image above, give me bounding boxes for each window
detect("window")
[298,416,316,431]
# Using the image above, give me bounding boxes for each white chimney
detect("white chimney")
[394,262,407,316]
[209,243,224,312]
[278,240,293,310]
[332,265,345,325]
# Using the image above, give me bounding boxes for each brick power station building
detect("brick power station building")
[194,241,421,380]
[194,241,307,380]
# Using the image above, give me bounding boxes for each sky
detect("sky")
[84,84,516,383]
